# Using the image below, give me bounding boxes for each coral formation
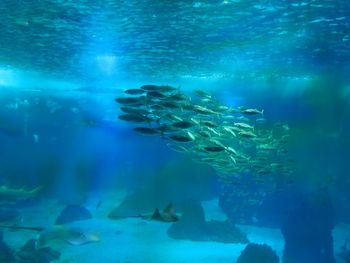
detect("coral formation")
[167,201,248,243]
[17,239,60,263]
[0,231,15,263]
[236,243,279,263]
[55,205,92,225]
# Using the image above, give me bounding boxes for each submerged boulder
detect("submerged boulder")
[0,231,15,263]
[109,156,219,219]
[205,220,249,244]
[339,238,350,263]
[339,250,350,263]
[17,239,60,263]
[167,201,248,243]
[236,243,279,263]
[167,201,206,241]
[108,190,159,219]
[55,205,92,225]
[281,189,336,263]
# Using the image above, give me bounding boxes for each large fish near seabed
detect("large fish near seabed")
[0,224,100,247]
[0,185,43,204]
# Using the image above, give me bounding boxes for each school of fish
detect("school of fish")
[115,84,294,184]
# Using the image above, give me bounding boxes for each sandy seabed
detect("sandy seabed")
[3,191,348,263]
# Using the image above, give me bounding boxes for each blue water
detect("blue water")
[0,1,349,262]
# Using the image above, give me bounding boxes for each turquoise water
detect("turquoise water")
[0,1,349,263]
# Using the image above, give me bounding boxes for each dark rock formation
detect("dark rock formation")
[339,250,350,263]
[339,240,350,263]
[109,157,219,219]
[167,201,205,241]
[236,243,279,263]
[17,239,60,263]
[55,205,92,225]
[167,201,248,244]
[108,189,158,219]
[0,231,15,263]
[281,189,336,263]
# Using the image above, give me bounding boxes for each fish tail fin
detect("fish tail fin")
[163,203,176,214]
[151,209,163,221]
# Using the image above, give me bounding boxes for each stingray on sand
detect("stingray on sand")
[108,203,180,223]
[0,205,100,247]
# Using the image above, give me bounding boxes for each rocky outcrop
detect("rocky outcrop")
[236,243,279,263]
[167,201,248,244]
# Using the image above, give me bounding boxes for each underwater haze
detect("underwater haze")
[0,0,349,263]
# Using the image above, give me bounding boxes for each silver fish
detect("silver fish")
[172,121,195,129]
[118,114,151,123]
[133,127,159,135]
[241,109,264,115]
[115,97,142,105]
[124,89,146,95]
